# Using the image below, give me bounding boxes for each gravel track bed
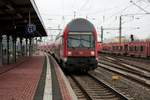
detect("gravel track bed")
[90,67,150,100]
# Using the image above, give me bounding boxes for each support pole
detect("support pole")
[0,35,2,66]
[35,37,38,50]
[101,26,104,43]
[20,37,23,56]
[119,16,122,44]
[26,38,28,56]
[7,35,9,64]
[29,37,32,56]
[12,36,16,63]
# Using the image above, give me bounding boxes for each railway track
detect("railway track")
[100,57,150,78]
[98,57,150,88]
[68,74,129,100]
[104,56,150,73]
[68,76,89,100]
[99,53,150,64]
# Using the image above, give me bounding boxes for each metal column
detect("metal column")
[20,37,23,56]
[25,38,28,56]
[0,35,2,66]
[101,26,103,43]
[29,38,32,56]
[7,35,9,64]
[119,16,122,44]
[12,36,16,63]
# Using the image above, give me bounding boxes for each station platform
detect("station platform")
[0,52,77,100]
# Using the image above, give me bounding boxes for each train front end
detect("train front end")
[63,18,98,72]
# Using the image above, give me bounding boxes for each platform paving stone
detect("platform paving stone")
[34,56,47,100]
[0,56,44,100]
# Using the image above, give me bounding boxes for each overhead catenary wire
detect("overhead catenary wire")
[102,0,144,27]
[103,0,150,29]
[130,0,150,13]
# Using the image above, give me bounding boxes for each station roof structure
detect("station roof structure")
[0,0,47,37]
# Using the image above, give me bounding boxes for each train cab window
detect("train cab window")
[67,32,94,48]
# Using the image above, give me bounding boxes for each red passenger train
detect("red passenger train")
[100,41,150,58]
[53,18,98,72]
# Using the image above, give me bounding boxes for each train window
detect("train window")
[138,46,140,51]
[113,46,115,50]
[67,33,94,48]
[120,46,123,51]
[132,46,134,51]
[130,46,133,51]
[135,46,137,51]
[116,46,118,50]
[140,46,144,52]
[129,47,131,51]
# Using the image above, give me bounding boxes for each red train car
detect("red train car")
[53,18,98,72]
[101,43,112,54]
[111,43,128,55]
[127,41,150,57]
[101,41,150,58]
[97,42,101,53]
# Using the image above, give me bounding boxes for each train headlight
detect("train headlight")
[68,51,72,55]
[91,51,95,55]
[64,57,67,62]
[96,57,98,61]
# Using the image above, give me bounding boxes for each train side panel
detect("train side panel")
[100,41,150,58]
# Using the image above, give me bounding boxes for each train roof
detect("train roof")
[66,18,95,32]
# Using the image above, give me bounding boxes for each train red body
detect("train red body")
[101,41,150,58]
[53,18,98,71]
[97,42,101,53]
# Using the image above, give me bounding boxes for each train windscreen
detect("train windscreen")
[67,32,94,48]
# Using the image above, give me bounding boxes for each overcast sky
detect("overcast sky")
[35,0,150,42]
